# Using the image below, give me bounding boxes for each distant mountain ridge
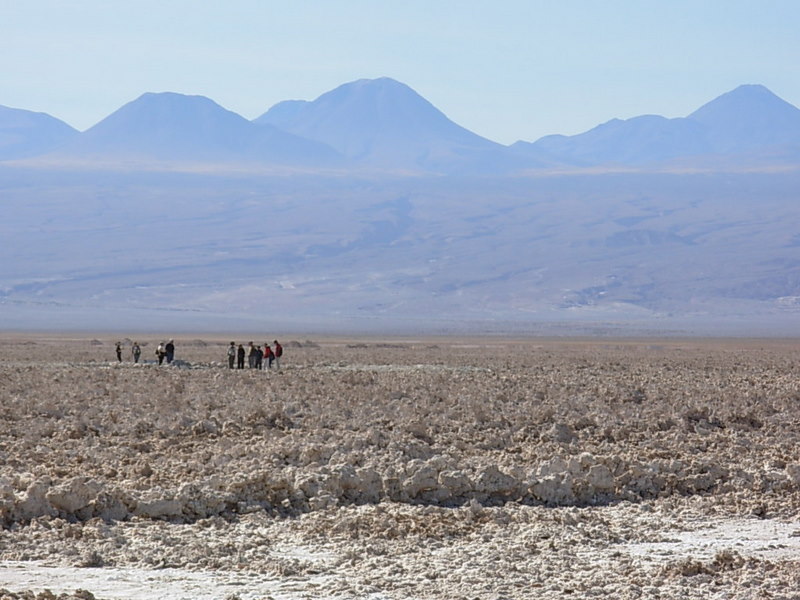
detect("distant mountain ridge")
[2,80,799,172]
[0,104,78,160]
[689,84,800,153]
[254,77,528,172]
[3,81,800,333]
[514,84,800,167]
[42,92,343,167]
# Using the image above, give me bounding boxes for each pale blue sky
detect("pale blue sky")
[2,0,799,144]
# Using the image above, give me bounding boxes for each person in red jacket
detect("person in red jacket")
[264,343,274,369]
[273,340,283,370]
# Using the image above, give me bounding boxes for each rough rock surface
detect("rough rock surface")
[1,335,799,598]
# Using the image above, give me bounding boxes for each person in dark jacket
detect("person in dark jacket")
[273,340,283,370]
[131,342,141,364]
[237,344,245,369]
[115,341,122,362]
[165,339,175,364]
[248,342,257,368]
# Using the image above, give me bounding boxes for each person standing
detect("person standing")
[248,342,257,369]
[237,344,245,369]
[255,345,263,369]
[131,342,141,364]
[227,342,236,369]
[273,340,283,370]
[115,341,122,362]
[165,339,175,364]
[264,343,274,369]
[156,342,166,365]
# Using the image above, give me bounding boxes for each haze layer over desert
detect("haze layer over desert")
[1,334,799,599]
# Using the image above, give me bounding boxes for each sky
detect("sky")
[2,0,799,144]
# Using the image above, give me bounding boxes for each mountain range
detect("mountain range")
[2,79,799,173]
[514,84,800,168]
[2,79,800,334]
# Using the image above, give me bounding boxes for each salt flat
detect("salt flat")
[1,335,799,599]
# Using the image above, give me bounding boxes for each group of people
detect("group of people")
[156,340,176,365]
[116,340,145,363]
[227,340,283,370]
[113,339,284,369]
[114,339,175,365]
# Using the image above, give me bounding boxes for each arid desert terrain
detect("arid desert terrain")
[1,334,799,599]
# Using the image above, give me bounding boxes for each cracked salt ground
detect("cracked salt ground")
[1,517,797,599]
[625,518,800,562]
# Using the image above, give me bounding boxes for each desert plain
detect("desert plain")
[0,333,799,599]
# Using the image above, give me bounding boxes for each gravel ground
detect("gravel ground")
[1,334,799,599]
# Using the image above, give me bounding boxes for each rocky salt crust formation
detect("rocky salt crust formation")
[0,335,799,598]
